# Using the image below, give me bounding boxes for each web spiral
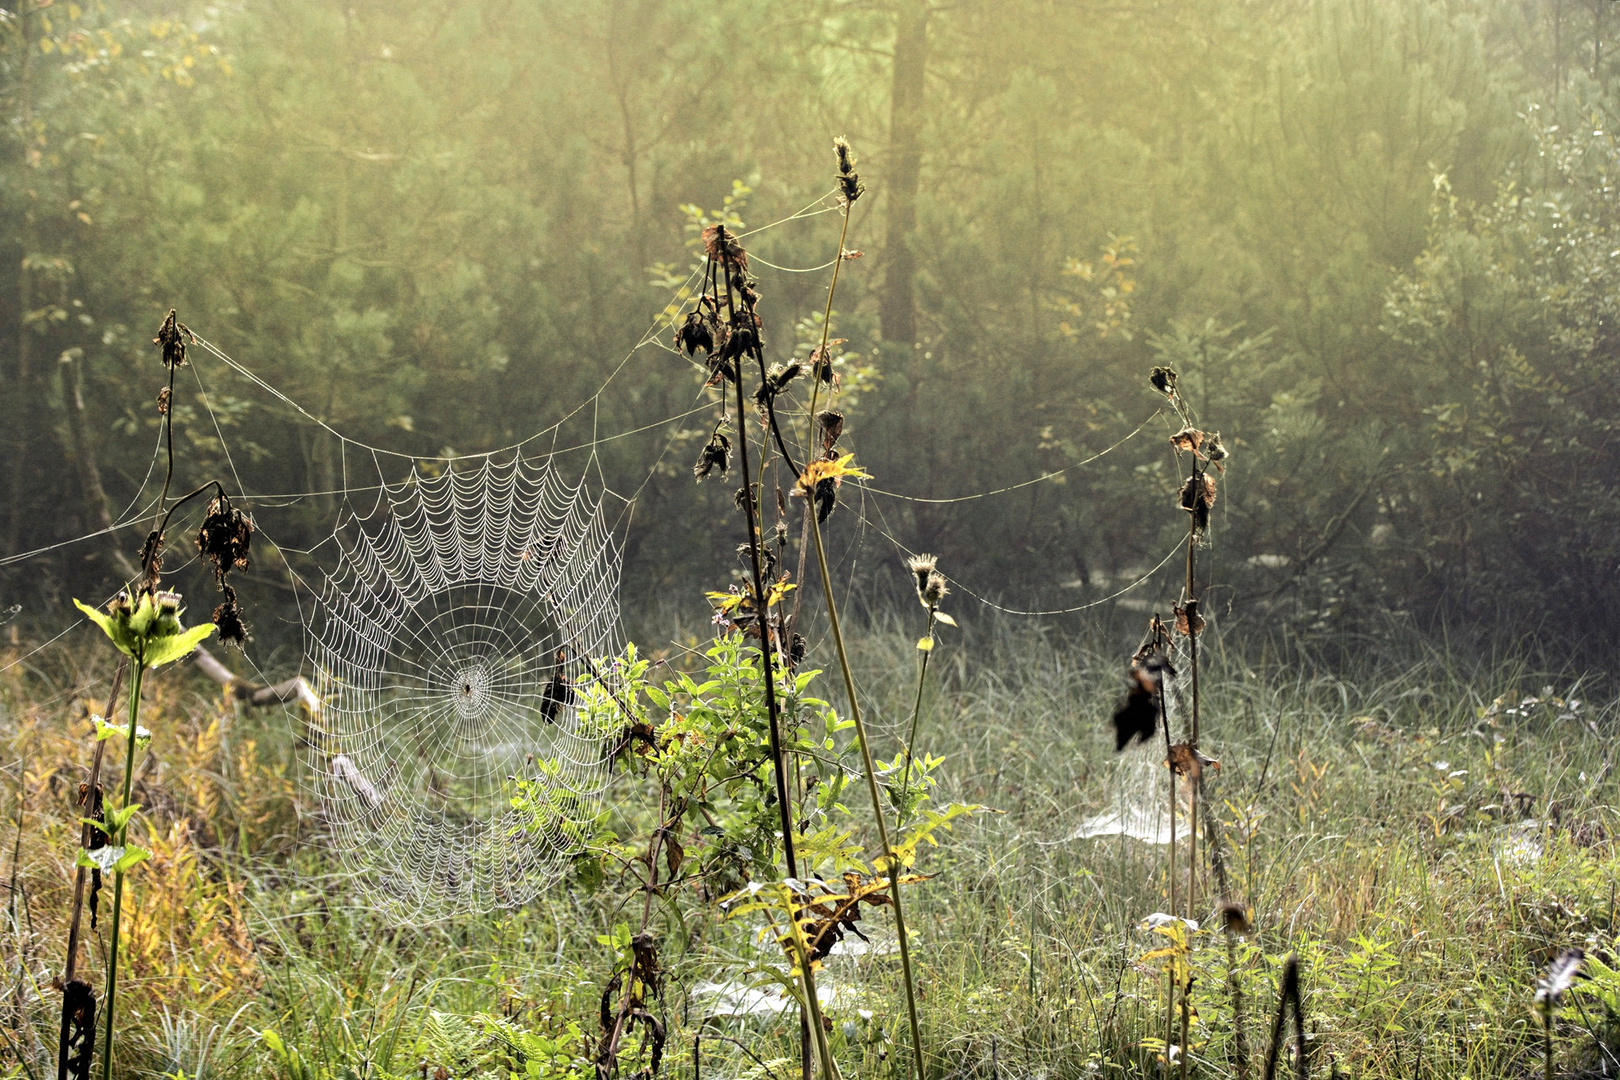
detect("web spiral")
[305,455,625,921]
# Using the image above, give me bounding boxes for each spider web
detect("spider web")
[305,453,627,921]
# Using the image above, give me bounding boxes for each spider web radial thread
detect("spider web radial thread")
[306,454,625,921]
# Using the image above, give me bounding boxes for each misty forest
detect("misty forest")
[2,0,1620,1077]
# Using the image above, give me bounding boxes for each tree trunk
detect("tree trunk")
[880,0,930,349]
[64,353,140,582]
[8,0,35,560]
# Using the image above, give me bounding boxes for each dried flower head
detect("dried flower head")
[1205,431,1229,471]
[1112,658,1163,752]
[833,136,864,205]
[1179,472,1217,530]
[818,409,844,452]
[1166,742,1219,780]
[702,224,749,270]
[137,529,165,585]
[675,311,714,357]
[813,476,837,523]
[1536,949,1585,1011]
[808,340,846,386]
[1170,427,1205,454]
[1218,902,1253,935]
[1173,600,1204,637]
[153,309,191,369]
[195,493,253,584]
[156,386,172,415]
[754,361,803,406]
[211,584,248,648]
[1149,366,1177,398]
[906,554,938,601]
[539,647,575,724]
[693,429,731,482]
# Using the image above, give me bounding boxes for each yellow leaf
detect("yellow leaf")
[933,611,957,627]
[917,636,934,652]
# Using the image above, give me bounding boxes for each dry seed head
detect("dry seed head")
[906,554,937,601]
[153,308,191,368]
[693,429,731,482]
[818,409,845,452]
[833,136,864,205]
[1149,365,1177,398]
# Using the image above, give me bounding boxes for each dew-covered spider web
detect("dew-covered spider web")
[305,454,628,921]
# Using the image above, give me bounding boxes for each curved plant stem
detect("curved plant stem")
[805,510,925,1080]
[785,200,926,1080]
[797,208,852,462]
[99,656,144,1080]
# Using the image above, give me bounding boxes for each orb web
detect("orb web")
[305,455,625,921]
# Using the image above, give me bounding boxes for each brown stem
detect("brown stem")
[718,233,837,1079]
[61,658,126,987]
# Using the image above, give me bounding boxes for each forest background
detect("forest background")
[3,0,1618,659]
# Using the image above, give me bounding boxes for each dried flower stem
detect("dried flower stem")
[897,609,936,823]
[1159,653,1176,1079]
[99,658,145,1080]
[789,201,926,1080]
[718,238,838,1080]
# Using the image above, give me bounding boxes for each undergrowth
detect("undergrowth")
[0,614,1614,1078]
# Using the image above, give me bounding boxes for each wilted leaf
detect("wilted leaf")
[1170,427,1205,454]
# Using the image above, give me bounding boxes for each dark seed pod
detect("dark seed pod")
[1149,366,1177,397]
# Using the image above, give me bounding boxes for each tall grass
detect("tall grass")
[0,612,1615,1078]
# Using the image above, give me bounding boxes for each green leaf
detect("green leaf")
[74,598,136,659]
[142,621,215,669]
[94,716,151,745]
[112,845,150,874]
[105,804,141,833]
[76,845,123,874]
